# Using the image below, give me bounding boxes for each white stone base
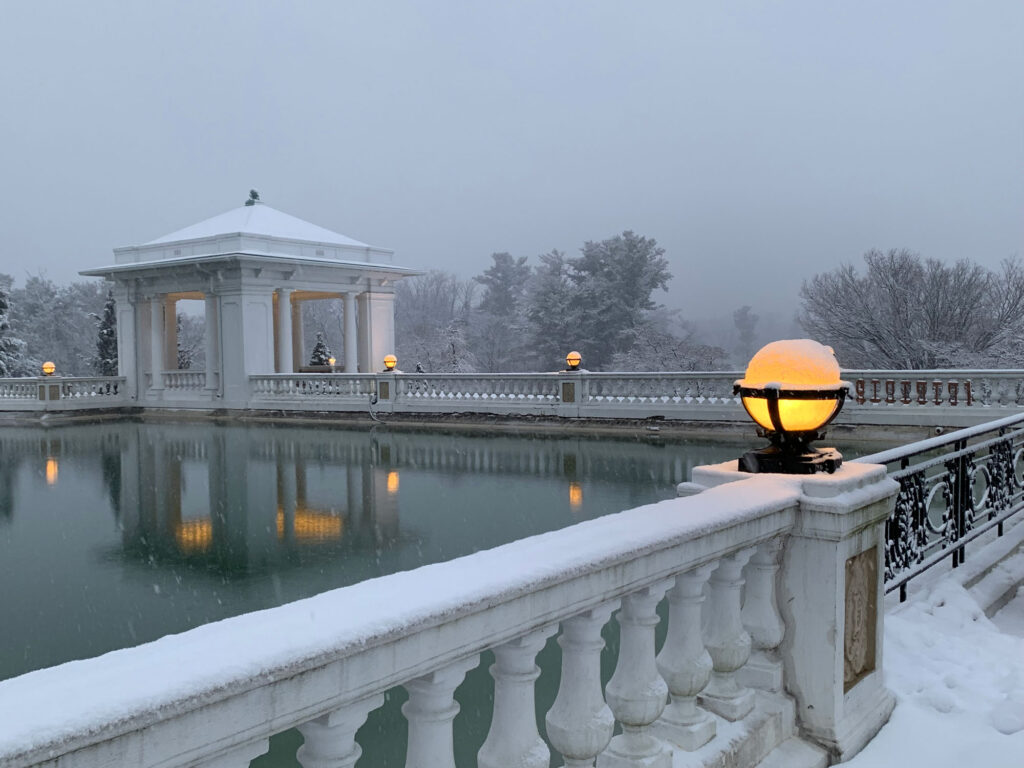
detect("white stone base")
[650,707,716,751]
[738,652,784,693]
[596,733,671,768]
[698,687,755,722]
[804,676,895,762]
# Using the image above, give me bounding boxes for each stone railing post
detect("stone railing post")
[545,601,619,767]
[478,625,558,768]
[778,464,898,761]
[739,537,786,692]
[598,580,673,768]
[296,694,384,768]
[402,656,479,768]
[654,562,718,750]
[699,547,756,721]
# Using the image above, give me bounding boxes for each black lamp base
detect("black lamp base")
[738,443,843,475]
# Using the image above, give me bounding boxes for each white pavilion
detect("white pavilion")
[81,199,418,407]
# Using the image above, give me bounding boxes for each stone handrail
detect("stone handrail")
[395,372,560,402]
[250,373,377,399]
[0,379,36,399]
[162,371,206,391]
[0,463,897,768]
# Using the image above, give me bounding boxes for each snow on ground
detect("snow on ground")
[846,579,1024,767]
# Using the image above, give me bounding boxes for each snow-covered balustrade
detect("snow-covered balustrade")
[0,461,898,768]
[162,371,206,391]
[0,378,36,400]
[582,372,739,405]
[249,373,377,400]
[58,377,124,399]
[394,372,560,405]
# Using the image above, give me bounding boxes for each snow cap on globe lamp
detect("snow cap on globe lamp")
[41,361,56,376]
[565,351,581,371]
[383,354,397,371]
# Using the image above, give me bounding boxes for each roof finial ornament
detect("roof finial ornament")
[245,189,260,206]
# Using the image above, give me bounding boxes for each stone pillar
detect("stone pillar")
[276,288,293,374]
[700,547,756,721]
[291,298,304,371]
[402,656,479,768]
[296,694,383,768]
[217,288,275,407]
[163,296,178,370]
[344,291,358,373]
[478,626,557,768]
[654,562,717,750]
[357,291,395,373]
[203,294,220,393]
[778,464,898,761]
[599,580,673,768]
[149,296,165,391]
[112,285,137,400]
[545,601,618,768]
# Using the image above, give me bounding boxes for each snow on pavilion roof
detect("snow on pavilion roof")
[146,203,371,248]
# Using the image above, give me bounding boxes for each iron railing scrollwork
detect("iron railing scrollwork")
[857,413,1024,601]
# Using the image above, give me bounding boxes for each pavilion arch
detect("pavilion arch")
[81,201,418,407]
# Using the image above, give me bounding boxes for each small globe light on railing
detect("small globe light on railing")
[383,354,398,372]
[328,356,336,367]
[733,339,848,474]
[565,351,582,371]
[42,361,56,376]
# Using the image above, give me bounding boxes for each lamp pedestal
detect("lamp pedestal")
[739,431,842,474]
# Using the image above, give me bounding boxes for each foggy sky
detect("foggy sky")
[1,1,1021,322]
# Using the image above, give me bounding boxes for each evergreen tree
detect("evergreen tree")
[176,315,192,370]
[0,276,27,377]
[310,331,332,366]
[524,250,578,369]
[471,252,532,371]
[92,291,118,376]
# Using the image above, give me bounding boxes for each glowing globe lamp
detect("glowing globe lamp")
[328,356,336,367]
[733,339,848,474]
[565,351,582,371]
[41,361,56,376]
[383,354,398,371]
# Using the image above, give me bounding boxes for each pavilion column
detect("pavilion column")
[344,291,358,373]
[291,299,304,371]
[163,296,178,370]
[149,296,165,391]
[112,285,137,400]
[204,294,220,393]
[276,288,293,373]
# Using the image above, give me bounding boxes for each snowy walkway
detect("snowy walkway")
[846,567,1024,767]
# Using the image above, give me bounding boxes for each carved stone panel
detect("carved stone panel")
[844,546,877,692]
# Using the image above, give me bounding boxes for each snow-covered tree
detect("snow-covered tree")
[525,250,578,369]
[800,250,1024,368]
[92,291,118,376]
[309,331,332,366]
[610,310,729,371]
[0,275,27,377]
[471,252,533,371]
[395,271,477,372]
[10,275,106,375]
[732,305,759,365]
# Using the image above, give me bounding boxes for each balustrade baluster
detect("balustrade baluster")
[478,626,557,768]
[296,694,384,768]
[699,547,756,720]
[739,537,785,692]
[194,740,269,768]
[546,602,619,768]
[653,562,717,750]
[402,656,479,768]
[598,580,673,768]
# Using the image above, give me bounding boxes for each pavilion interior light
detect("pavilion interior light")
[733,339,848,474]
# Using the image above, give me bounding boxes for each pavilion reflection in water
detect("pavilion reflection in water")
[117,426,400,570]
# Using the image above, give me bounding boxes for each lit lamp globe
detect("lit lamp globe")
[41,361,56,376]
[732,339,848,474]
[565,351,582,371]
[328,356,336,368]
[383,354,398,372]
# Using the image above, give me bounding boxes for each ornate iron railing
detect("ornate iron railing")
[856,412,1024,601]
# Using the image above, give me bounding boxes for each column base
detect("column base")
[802,676,895,762]
[699,687,755,721]
[738,652,784,692]
[596,734,671,768]
[651,706,716,751]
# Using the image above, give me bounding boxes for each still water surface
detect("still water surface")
[0,421,877,765]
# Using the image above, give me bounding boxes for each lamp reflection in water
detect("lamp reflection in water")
[568,481,583,511]
[45,457,58,486]
[387,470,399,495]
[276,507,344,542]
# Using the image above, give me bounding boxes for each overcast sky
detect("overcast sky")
[1,1,1021,321]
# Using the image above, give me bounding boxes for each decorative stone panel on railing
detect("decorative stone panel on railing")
[162,371,206,391]
[0,462,898,768]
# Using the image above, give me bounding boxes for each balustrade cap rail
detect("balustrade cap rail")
[0,474,808,767]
